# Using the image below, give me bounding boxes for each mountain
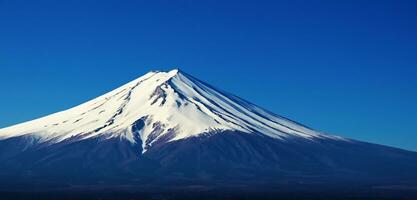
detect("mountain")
[0,69,416,199]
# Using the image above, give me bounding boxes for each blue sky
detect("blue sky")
[0,0,416,151]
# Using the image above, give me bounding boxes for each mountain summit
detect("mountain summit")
[0,69,342,153]
[0,69,416,197]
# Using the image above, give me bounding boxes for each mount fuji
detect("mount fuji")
[0,69,416,198]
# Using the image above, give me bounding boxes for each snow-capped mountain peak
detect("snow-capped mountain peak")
[0,69,343,153]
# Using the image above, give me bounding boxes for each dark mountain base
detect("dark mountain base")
[1,131,417,199]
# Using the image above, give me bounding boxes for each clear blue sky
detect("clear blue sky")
[0,0,416,151]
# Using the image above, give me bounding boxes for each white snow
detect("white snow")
[0,69,345,152]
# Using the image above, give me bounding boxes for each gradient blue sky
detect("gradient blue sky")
[0,0,416,151]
